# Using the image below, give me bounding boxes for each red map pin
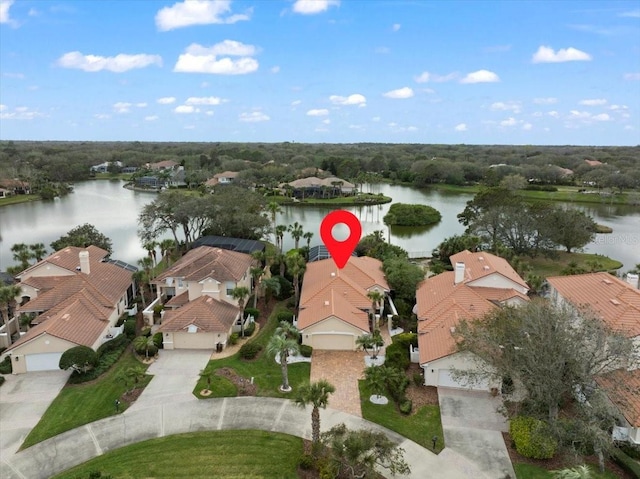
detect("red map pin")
[320,210,362,269]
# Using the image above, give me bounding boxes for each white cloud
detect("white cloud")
[460,69,500,84]
[0,104,6,111]
[307,108,329,116]
[57,52,162,73]
[329,93,366,106]
[414,71,457,83]
[292,0,339,15]
[522,123,533,131]
[113,102,132,113]
[136,102,147,108]
[144,115,159,121]
[173,41,259,75]
[392,23,401,32]
[490,101,521,113]
[454,123,467,131]
[175,105,197,113]
[291,100,302,106]
[569,110,591,120]
[205,111,214,116]
[624,125,634,130]
[592,113,611,121]
[0,0,14,24]
[383,87,414,99]
[531,45,592,63]
[28,7,39,16]
[533,97,557,105]
[623,73,640,81]
[239,111,269,122]
[579,98,607,106]
[185,96,224,105]
[500,117,518,127]
[619,9,640,18]
[155,0,251,31]
[0,105,44,120]
[548,110,560,118]
[271,66,280,73]
[322,119,331,124]
[609,104,628,111]
[407,126,418,132]
[157,97,177,104]
[94,113,111,119]
[414,72,431,83]
[371,116,381,122]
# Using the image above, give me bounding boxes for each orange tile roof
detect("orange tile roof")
[19,276,112,314]
[450,250,529,290]
[165,290,190,308]
[213,171,239,179]
[18,245,109,277]
[159,295,238,333]
[474,287,530,303]
[297,289,369,332]
[154,246,253,285]
[547,273,640,338]
[20,276,68,293]
[596,368,640,427]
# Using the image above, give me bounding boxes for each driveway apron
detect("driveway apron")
[310,350,365,417]
[438,387,516,479]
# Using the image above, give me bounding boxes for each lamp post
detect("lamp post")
[431,435,438,451]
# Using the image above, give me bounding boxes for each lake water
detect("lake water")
[1,180,638,272]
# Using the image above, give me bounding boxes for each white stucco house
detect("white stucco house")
[297,256,389,350]
[415,250,529,390]
[1,246,135,373]
[151,246,255,350]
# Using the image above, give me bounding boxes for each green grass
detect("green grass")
[514,463,620,479]
[193,302,310,398]
[0,194,40,206]
[523,252,623,279]
[358,381,444,452]
[21,351,150,449]
[52,430,303,479]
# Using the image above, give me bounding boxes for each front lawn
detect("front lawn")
[514,463,621,479]
[21,351,150,449]
[0,194,40,206]
[358,381,444,452]
[524,252,622,279]
[193,301,311,398]
[53,430,303,479]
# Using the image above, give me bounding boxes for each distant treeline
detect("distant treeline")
[1,140,638,190]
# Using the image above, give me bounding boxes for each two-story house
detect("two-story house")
[415,250,529,390]
[151,246,254,350]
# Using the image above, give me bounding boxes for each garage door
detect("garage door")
[25,352,63,372]
[173,332,216,349]
[438,369,488,390]
[312,334,354,350]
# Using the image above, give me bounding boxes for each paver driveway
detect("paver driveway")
[310,350,365,417]
[126,349,213,413]
[438,387,515,479]
[0,370,70,460]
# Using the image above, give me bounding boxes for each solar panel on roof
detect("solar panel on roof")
[192,235,266,254]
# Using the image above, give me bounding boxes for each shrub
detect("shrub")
[399,399,412,415]
[228,333,239,345]
[123,319,136,339]
[298,454,314,470]
[277,310,295,324]
[619,443,640,460]
[69,340,129,384]
[0,356,12,374]
[59,346,98,373]
[97,334,128,358]
[509,416,557,459]
[0,375,5,387]
[239,342,262,360]
[391,332,418,349]
[300,344,313,357]
[244,308,260,320]
[384,343,410,371]
[153,304,164,316]
[273,276,293,300]
[140,326,152,337]
[152,332,163,349]
[613,448,640,477]
[412,372,423,386]
[241,322,256,337]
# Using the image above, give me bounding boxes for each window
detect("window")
[226,282,235,296]
[187,325,198,333]
[177,278,184,288]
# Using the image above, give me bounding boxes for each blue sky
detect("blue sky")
[1,0,639,145]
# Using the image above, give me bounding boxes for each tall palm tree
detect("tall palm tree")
[367,290,385,326]
[10,243,31,270]
[158,238,176,265]
[275,225,287,252]
[133,335,157,359]
[250,266,264,309]
[261,277,281,305]
[285,251,306,304]
[294,379,336,446]
[199,365,217,394]
[267,325,300,392]
[143,241,158,266]
[132,270,148,308]
[0,285,21,346]
[28,243,47,262]
[138,257,155,297]
[303,231,314,249]
[230,286,250,337]
[266,201,282,242]
[288,222,304,250]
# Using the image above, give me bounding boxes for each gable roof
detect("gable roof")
[596,368,640,427]
[297,289,369,332]
[158,295,238,333]
[18,245,109,278]
[154,246,253,285]
[213,171,239,179]
[547,272,640,338]
[450,250,529,290]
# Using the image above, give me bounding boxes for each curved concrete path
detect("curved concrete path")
[0,397,479,479]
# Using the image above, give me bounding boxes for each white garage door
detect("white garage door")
[25,352,63,372]
[312,334,354,350]
[438,369,488,390]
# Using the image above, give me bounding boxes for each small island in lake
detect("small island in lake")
[383,203,442,227]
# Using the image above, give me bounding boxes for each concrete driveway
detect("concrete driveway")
[126,349,213,413]
[0,370,70,460]
[438,388,515,479]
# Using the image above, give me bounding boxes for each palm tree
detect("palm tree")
[364,365,387,401]
[266,201,282,241]
[133,335,157,359]
[294,379,336,447]
[367,290,385,327]
[10,243,31,270]
[28,243,47,262]
[230,286,250,337]
[0,285,21,346]
[288,222,304,250]
[261,277,281,305]
[138,257,155,297]
[143,240,158,266]
[117,365,147,394]
[132,270,148,308]
[275,225,287,252]
[158,238,176,265]
[250,266,264,309]
[199,365,217,394]
[267,326,300,392]
[303,231,314,249]
[356,333,375,357]
[285,251,306,304]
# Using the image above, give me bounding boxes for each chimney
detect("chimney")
[79,251,90,275]
[454,262,465,285]
[626,273,639,289]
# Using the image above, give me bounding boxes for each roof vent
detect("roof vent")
[603,279,613,285]
[609,298,620,306]
[483,265,490,270]
[478,256,484,261]
[330,272,336,277]
[324,300,330,306]
[449,327,456,333]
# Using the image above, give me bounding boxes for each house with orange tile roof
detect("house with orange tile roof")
[297,256,389,350]
[150,246,254,350]
[415,250,529,390]
[596,368,640,444]
[1,246,136,373]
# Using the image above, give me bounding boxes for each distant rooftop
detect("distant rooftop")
[192,235,265,255]
[308,244,357,263]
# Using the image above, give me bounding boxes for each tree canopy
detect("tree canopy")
[383,203,442,227]
[51,223,113,253]
[59,346,98,373]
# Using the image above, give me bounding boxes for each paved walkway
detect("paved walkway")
[310,350,365,417]
[0,397,472,479]
[438,388,515,479]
